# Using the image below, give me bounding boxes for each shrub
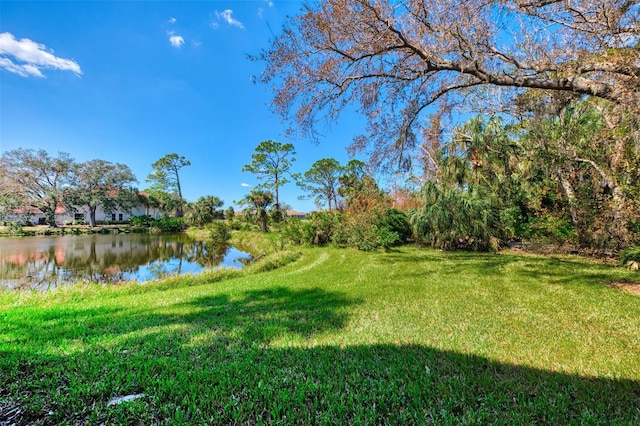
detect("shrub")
[280,218,307,245]
[208,221,231,244]
[411,182,500,251]
[524,214,575,243]
[149,217,186,233]
[621,246,640,271]
[373,225,401,249]
[376,209,412,243]
[348,223,379,251]
[130,215,154,227]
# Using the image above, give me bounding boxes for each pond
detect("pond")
[0,233,252,291]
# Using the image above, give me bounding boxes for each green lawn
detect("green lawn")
[1,243,639,424]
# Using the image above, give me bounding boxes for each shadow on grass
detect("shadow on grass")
[379,248,624,287]
[1,284,639,424]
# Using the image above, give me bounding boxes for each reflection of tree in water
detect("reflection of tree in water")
[186,241,230,267]
[1,234,247,290]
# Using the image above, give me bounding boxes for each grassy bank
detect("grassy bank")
[0,224,145,237]
[1,243,639,424]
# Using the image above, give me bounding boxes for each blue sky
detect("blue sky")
[0,1,367,212]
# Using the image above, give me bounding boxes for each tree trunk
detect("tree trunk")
[572,157,630,248]
[43,207,57,228]
[609,186,631,249]
[176,173,184,218]
[89,207,97,227]
[556,170,579,228]
[259,210,268,232]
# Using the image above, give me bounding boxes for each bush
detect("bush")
[524,214,575,243]
[412,182,500,251]
[307,212,340,245]
[280,218,307,245]
[621,246,640,271]
[280,212,344,246]
[208,221,231,244]
[150,217,186,233]
[130,215,154,227]
[376,209,412,243]
[347,223,379,251]
[373,225,401,249]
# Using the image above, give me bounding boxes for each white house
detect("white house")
[6,196,162,226]
[54,204,162,225]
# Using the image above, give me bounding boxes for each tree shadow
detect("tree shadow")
[173,287,356,344]
[2,284,639,424]
[378,248,625,288]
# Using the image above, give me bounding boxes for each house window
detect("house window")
[74,213,84,220]
[118,213,123,221]
[112,213,116,221]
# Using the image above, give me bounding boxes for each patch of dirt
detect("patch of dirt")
[606,280,640,296]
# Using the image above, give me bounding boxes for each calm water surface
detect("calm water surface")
[0,233,251,290]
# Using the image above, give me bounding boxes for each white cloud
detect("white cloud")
[258,1,273,19]
[0,32,82,77]
[168,31,185,48]
[214,10,245,29]
[0,57,43,77]
[168,17,177,24]
[241,183,251,187]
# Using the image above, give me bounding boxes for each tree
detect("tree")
[337,164,400,250]
[297,158,343,211]
[0,166,23,223]
[242,140,296,212]
[337,159,369,208]
[261,0,639,170]
[0,149,75,227]
[519,97,640,248]
[67,159,138,227]
[224,206,235,221]
[238,190,274,232]
[143,188,183,219]
[184,195,224,228]
[411,181,500,251]
[147,153,191,217]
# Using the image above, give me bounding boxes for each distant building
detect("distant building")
[5,193,162,226]
[286,210,307,219]
[233,209,307,219]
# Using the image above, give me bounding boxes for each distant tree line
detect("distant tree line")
[0,150,223,230]
[239,113,639,253]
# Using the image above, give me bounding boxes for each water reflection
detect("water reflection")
[0,233,251,291]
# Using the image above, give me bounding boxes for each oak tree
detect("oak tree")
[67,159,138,227]
[261,0,639,170]
[0,149,75,227]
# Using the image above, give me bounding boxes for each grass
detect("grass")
[0,224,143,237]
[1,241,639,424]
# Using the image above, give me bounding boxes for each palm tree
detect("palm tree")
[239,190,274,232]
[411,181,499,251]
